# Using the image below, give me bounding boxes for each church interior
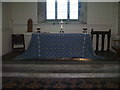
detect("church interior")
[0,1,120,89]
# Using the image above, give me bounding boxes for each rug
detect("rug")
[2,77,119,89]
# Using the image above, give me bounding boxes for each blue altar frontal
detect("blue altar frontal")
[16,33,100,60]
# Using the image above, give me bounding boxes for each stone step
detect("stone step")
[3,64,119,73]
[3,72,119,78]
[3,63,119,78]
[2,60,120,64]
[3,69,119,73]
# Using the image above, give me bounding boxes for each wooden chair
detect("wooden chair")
[91,29,111,52]
[112,40,120,56]
[12,34,25,52]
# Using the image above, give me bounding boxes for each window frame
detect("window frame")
[46,0,80,21]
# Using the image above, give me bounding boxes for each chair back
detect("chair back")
[12,34,24,44]
[91,29,111,51]
[12,34,25,51]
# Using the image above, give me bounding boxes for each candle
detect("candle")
[61,24,63,29]
[60,20,63,30]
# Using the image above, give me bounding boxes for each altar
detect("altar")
[15,33,100,60]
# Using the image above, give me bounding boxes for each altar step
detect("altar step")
[3,64,119,78]
[3,72,119,78]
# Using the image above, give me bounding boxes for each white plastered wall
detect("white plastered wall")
[0,1,2,56]
[0,1,2,90]
[2,2,13,55]
[2,2,119,51]
[11,2,118,34]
